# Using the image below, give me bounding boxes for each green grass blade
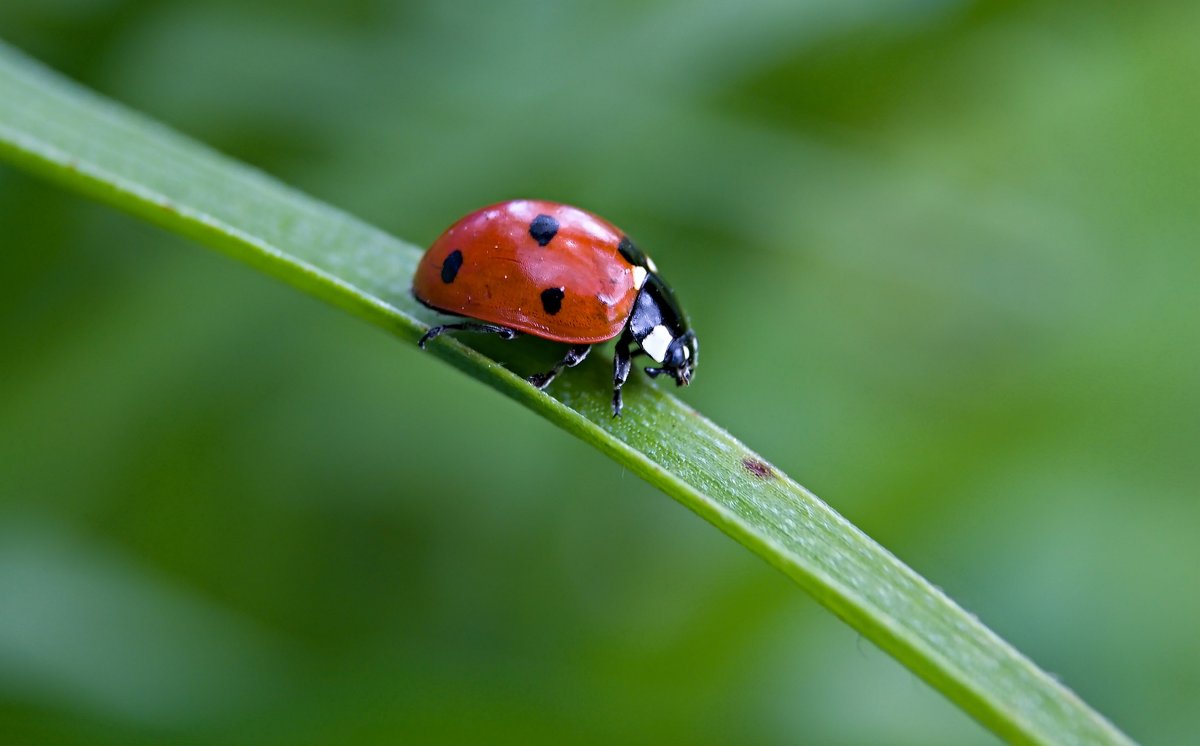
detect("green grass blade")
[0,40,1135,746]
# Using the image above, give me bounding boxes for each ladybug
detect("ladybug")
[413,200,697,416]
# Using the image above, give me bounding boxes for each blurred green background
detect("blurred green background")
[1,1,1197,743]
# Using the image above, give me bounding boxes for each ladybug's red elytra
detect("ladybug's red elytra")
[413,200,697,416]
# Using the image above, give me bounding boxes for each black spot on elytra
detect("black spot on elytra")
[617,237,637,264]
[540,287,565,315]
[618,235,650,268]
[441,249,463,283]
[529,214,559,246]
[741,457,775,480]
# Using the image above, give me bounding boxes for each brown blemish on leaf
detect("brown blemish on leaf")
[742,457,775,480]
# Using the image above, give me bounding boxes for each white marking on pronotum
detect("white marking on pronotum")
[642,325,673,363]
[631,265,648,289]
[681,345,690,360]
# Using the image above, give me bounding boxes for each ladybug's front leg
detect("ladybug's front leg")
[527,344,591,390]
[611,329,635,417]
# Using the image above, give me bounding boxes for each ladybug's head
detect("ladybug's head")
[631,272,697,388]
[646,329,697,387]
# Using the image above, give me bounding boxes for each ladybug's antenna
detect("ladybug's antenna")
[645,366,691,386]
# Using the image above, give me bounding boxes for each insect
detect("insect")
[413,200,697,416]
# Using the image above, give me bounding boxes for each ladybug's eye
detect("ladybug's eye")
[666,340,687,368]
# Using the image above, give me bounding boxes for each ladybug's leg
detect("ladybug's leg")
[527,344,591,390]
[611,329,635,417]
[418,322,518,349]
